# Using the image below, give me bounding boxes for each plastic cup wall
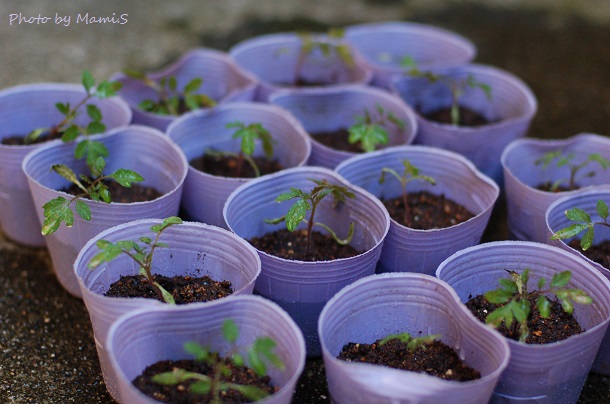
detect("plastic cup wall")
[336,145,499,275]
[269,85,418,169]
[106,295,306,404]
[167,102,311,228]
[501,133,610,242]
[318,273,510,403]
[23,126,187,297]
[0,83,131,246]
[436,241,610,403]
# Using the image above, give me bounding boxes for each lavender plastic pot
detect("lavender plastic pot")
[167,102,311,228]
[546,187,610,375]
[107,295,305,404]
[0,83,131,247]
[229,32,373,102]
[224,166,390,356]
[344,21,476,89]
[113,48,258,131]
[336,145,499,275]
[436,241,610,403]
[269,85,418,169]
[502,133,610,242]
[74,218,262,401]
[318,273,510,403]
[23,125,187,297]
[392,63,537,185]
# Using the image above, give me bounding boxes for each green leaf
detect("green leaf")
[551,223,589,240]
[87,104,102,122]
[285,199,309,231]
[561,299,574,314]
[75,200,91,221]
[61,125,81,143]
[55,102,71,115]
[597,200,609,220]
[190,380,212,395]
[95,80,122,98]
[231,384,270,401]
[98,184,111,203]
[511,299,529,324]
[484,289,514,304]
[91,156,106,178]
[565,207,591,223]
[537,296,551,318]
[251,336,284,373]
[551,271,572,288]
[109,169,145,188]
[52,164,82,187]
[581,226,595,250]
[184,78,203,94]
[184,341,209,362]
[222,319,239,344]
[154,282,175,304]
[276,188,302,202]
[82,70,95,93]
[41,196,74,235]
[88,241,124,268]
[568,289,593,305]
[87,121,106,135]
[498,278,518,292]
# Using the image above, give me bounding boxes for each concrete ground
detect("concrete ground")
[1,0,609,402]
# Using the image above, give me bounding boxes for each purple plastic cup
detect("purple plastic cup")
[344,21,476,89]
[224,166,390,356]
[74,218,262,401]
[167,102,311,229]
[502,133,610,242]
[318,273,510,403]
[436,241,610,403]
[23,125,187,297]
[113,48,258,131]
[106,295,303,404]
[0,83,131,247]
[392,63,537,185]
[229,32,373,102]
[336,145,499,275]
[269,85,418,169]
[546,187,610,375]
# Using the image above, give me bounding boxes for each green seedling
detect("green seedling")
[206,121,275,178]
[484,268,592,342]
[265,178,356,256]
[123,69,217,115]
[402,60,492,126]
[348,104,406,152]
[88,216,183,304]
[379,159,436,224]
[25,70,122,144]
[378,332,441,351]
[551,199,610,251]
[534,150,610,191]
[293,27,354,85]
[40,72,143,236]
[152,319,284,403]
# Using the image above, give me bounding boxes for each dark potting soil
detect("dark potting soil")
[568,239,610,270]
[311,128,363,153]
[189,152,284,178]
[337,336,481,382]
[248,228,362,261]
[61,178,163,203]
[132,356,278,403]
[381,190,475,229]
[104,274,233,304]
[465,294,584,344]
[421,105,492,127]
[1,130,63,145]
[535,183,577,192]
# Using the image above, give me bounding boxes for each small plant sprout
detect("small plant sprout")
[88,216,183,304]
[293,28,354,84]
[151,318,285,403]
[379,159,436,223]
[534,150,610,191]
[484,268,593,343]
[403,62,492,126]
[123,69,217,115]
[378,332,441,351]
[348,104,406,152]
[551,199,610,251]
[265,179,356,256]
[24,70,122,144]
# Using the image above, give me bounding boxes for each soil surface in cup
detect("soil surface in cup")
[190,152,284,178]
[138,95,216,116]
[465,294,584,343]
[568,239,610,270]
[535,183,577,192]
[61,179,163,203]
[133,355,278,403]
[249,228,361,261]
[381,191,475,229]
[312,128,363,153]
[421,105,492,127]
[338,336,481,382]
[1,130,64,146]
[104,274,233,304]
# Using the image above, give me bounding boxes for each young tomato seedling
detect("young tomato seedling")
[151,319,284,403]
[348,104,406,152]
[265,178,356,256]
[123,69,217,115]
[484,268,592,342]
[378,159,436,224]
[551,199,610,251]
[378,332,441,351]
[88,216,183,304]
[534,150,610,191]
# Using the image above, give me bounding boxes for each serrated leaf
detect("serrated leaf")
[98,185,111,203]
[276,188,302,202]
[75,200,91,221]
[87,121,106,135]
[597,200,609,220]
[551,271,572,288]
[55,102,71,115]
[82,70,95,93]
[565,207,591,223]
[95,80,122,98]
[581,226,595,250]
[61,125,81,143]
[537,296,551,318]
[285,199,308,231]
[484,289,514,304]
[551,223,589,240]
[511,300,529,324]
[86,104,102,121]
[109,169,144,188]
[91,156,106,178]
[498,278,518,292]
